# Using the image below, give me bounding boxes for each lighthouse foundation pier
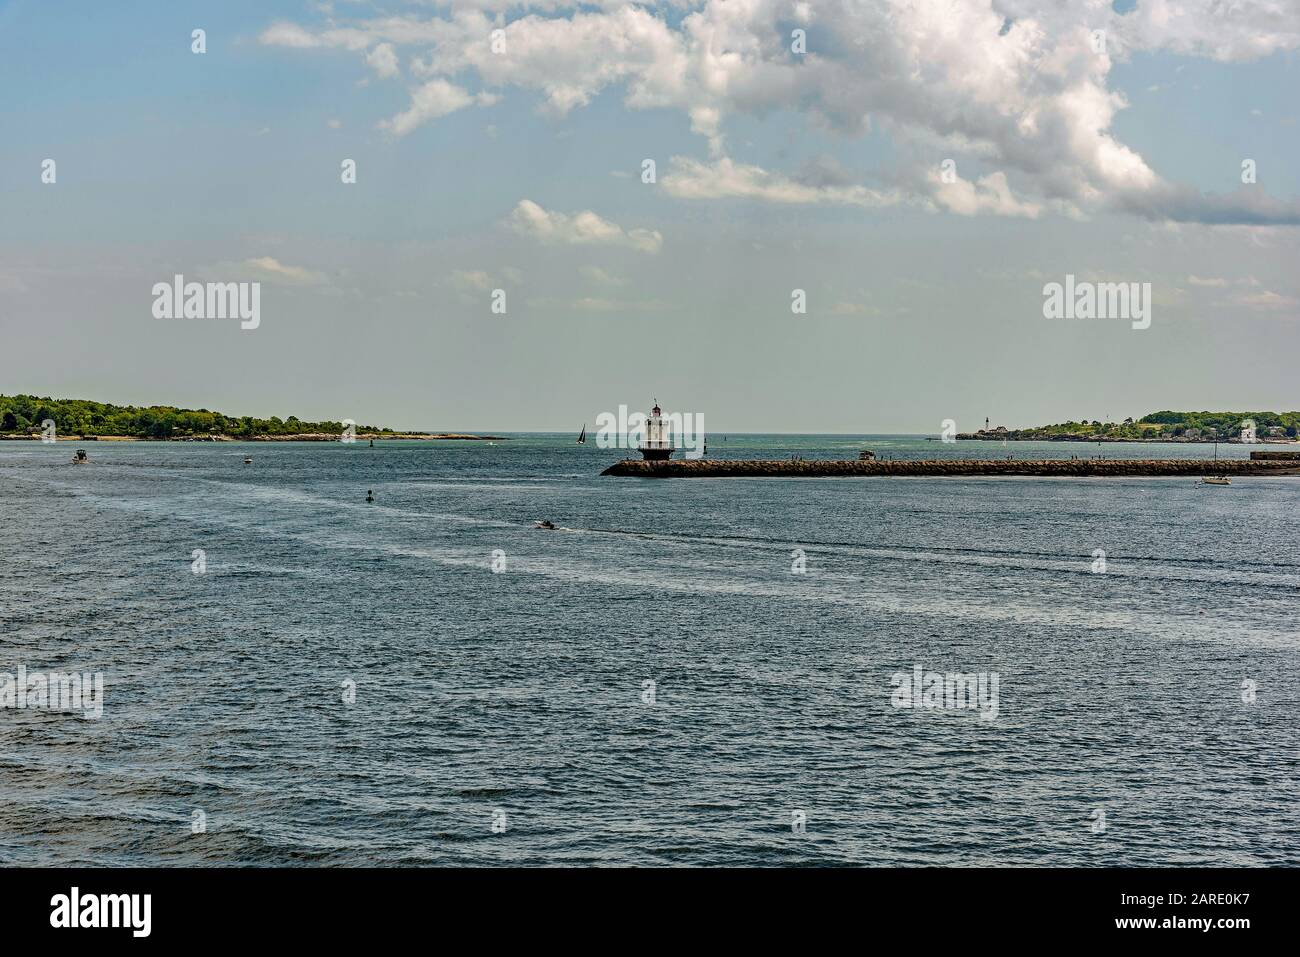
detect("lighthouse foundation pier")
[600,458,1300,478]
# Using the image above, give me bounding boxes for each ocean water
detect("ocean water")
[1,435,1297,866]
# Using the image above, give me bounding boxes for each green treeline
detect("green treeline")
[992,411,1299,440]
[1137,411,1299,436]
[0,394,393,439]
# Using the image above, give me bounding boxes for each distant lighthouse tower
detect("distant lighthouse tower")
[638,399,674,461]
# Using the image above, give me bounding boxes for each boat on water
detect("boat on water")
[1199,440,1230,484]
[243,456,253,464]
[366,489,375,503]
[71,449,88,464]
[534,520,556,529]
[576,424,586,445]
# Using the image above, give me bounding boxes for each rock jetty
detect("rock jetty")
[1249,450,1300,460]
[602,458,1300,478]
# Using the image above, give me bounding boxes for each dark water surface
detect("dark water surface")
[1,436,1297,866]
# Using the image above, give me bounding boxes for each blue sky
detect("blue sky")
[1,0,1297,431]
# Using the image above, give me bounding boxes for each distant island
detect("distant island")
[959,411,1299,443]
[0,394,505,441]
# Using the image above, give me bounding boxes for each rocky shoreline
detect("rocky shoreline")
[602,458,1300,478]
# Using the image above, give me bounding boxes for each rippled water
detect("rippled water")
[1,436,1297,866]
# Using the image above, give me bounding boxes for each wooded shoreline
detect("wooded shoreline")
[0,433,507,442]
[603,458,1300,478]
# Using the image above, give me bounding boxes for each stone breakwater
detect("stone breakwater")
[601,458,1300,478]
[1250,450,1300,460]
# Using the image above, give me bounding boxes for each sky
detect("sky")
[1,0,1297,433]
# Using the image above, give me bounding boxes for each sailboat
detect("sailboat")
[576,424,586,445]
[1200,439,1231,485]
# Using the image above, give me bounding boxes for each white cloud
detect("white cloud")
[451,269,491,291]
[260,0,1300,224]
[580,264,624,286]
[927,170,1042,219]
[378,79,498,136]
[663,157,1042,219]
[444,267,522,290]
[365,42,400,79]
[570,296,661,311]
[1110,0,1300,62]
[522,293,666,311]
[662,156,902,209]
[408,8,688,116]
[242,256,325,284]
[258,20,387,52]
[1239,290,1299,309]
[507,199,662,254]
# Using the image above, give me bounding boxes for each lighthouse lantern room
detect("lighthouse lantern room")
[638,400,674,461]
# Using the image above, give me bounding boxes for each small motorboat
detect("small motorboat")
[243,456,253,465]
[534,520,556,530]
[71,449,88,464]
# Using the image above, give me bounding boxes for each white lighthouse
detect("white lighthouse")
[638,400,674,461]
